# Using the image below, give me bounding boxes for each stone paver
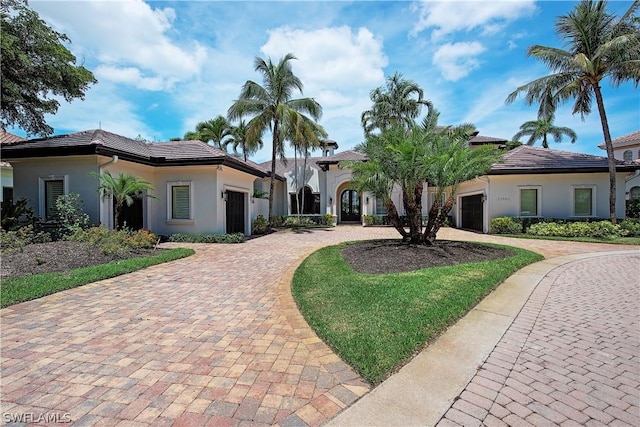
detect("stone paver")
[437,252,640,427]
[2,226,638,426]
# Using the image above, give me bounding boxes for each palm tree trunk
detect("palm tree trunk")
[385,198,409,240]
[542,134,548,149]
[268,121,279,227]
[425,195,454,245]
[593,84,617,223]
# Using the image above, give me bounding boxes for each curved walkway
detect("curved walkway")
[1,227,638,427]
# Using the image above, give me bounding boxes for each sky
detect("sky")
[17,0,640,163]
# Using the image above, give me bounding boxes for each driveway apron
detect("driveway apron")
[1,227,638,426]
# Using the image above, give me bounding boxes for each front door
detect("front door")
[461,194,483,232]
[116,197,143,230]
[340,189,361,222]
[226,191,245,234]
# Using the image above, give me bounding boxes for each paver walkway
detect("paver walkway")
[1,226,638,427]
[437,252,640,427]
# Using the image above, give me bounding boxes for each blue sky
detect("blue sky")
[22,0,640,162]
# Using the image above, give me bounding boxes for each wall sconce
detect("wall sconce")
[481,195,487,203]
[251,196,255,204]
[221,190,227,201]
[329,197,333,205]
[366,197,369,204]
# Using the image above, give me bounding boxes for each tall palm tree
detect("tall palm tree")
[184,115,232,150]
[227,53,323,224]
[506,0,640,222]
[361,71,433,136]
[92,171,156,230]
[226,120,263,161]
[512,118,577,148]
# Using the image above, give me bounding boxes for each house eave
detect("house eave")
[488,166,638,175]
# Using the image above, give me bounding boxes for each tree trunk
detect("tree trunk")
[423,195,454,245]
[402,185,423,244]
[268,121,279,227]
[385,198,409,240]
[114,201,122,230]
[593,84,617,223]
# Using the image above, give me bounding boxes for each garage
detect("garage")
[461,194,483,232]
[225,191,245,234]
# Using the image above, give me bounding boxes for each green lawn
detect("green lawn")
[292,242,542,384]
[1,248,194,308]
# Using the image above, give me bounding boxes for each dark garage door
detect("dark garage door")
[461,194,483,232]
[226,191,245,234]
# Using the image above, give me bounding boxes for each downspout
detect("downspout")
[97,155,118,229]
[476,175,490,233]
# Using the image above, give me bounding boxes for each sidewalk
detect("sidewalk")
[327,250,640,426]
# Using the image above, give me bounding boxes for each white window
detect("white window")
[573,186,595,217]
[623,150,632,161]
[167,182,193,221]
[39,176,67,220]
[519,187,540,217]
[375,197,387,215]
[630,186,640,199]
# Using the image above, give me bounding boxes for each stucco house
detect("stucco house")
[598,130,640,199]
[0,130,26,202]
[1,129,283,235]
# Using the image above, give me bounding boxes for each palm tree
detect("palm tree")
[226,120,263,161]
[184,115,232,150]
[92,171,156,230]
[361,71,433,136]
[227,53,323,224]
[512,119,577,148]
[506,0,640,222]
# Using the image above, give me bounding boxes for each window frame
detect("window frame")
[166,181,194,223]
[630,186,640,199]
[623,150,632,161]
[519,186,541,217]
[38,175,67,220]
[572,185,596,217]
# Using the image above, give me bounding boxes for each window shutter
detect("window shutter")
[574,188,592,216]
[45,180,64,220]
[172,185,190,219]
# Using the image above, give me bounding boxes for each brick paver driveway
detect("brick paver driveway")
[439,252,640,427]
[1,226,637,426]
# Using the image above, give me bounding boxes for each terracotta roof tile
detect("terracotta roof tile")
[597,130,640,149]
[0,130,26,144]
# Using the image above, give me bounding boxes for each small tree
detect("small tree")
[54,193,90,236]
[92,171,156,230]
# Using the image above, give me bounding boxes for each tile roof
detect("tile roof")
[0,129,276,178]
[0,130,26,144]
[262,150,367,175]
[597,130,640,149]
[469,135,508,145]
[490,145,639,174]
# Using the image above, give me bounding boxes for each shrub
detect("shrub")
[0,225,51,253]
[490,217,523,234]
[620,219,640,237]
[69,226,158,256]
[527,222,568,237]
[527,221,623,238]
[252,215,269,235]
[627,197,640,219]
[271,215,285,227]
[320,214,335,226]
[54,193,90,236]
[363,215,374,226]
[167,233,245,244]
[283,216,314,227]
[1,198,37,231]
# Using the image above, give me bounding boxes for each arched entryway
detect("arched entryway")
[340,189,361,222]
[290,186,320,214]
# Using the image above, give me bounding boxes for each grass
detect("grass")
[498,234,640,245]
[1,248,194,308]
[292,242,543,385]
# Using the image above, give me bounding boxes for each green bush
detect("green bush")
[167,232,245,243]
[69,226,158,255]
[527,221,623,238]
[271,215,285,227]
[0,225,51,253]
[54,193,90,236]
[321,214,335,226]
[252,215,269,235]
[489,217,523,234]
[620,219,640,237]
[284,216,315,227]
[1,198,37,231]
[627,197,640,219]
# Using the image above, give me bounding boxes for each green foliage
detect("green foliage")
[527,221,623,238]
[292,242,542,384]
[68,226,158,256]
[321,214,335,226]
[183,115,232,150]
[270,215,285,227]
[0,197,36,230]
[490,217,523,234]
[620,219,640,237]
[53,193,90,236]
[512,118,577,148]
[283,216,315,227]
[251,214,269,235]
[363,215,374,226]
[0,224,51,253]
[167,232,245,244]
[0,0,97,136]
[252,188,269,199]
[1,248,194,308]
[626,197,640,218]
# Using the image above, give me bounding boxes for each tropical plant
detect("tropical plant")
[184,115,232,150]
[54,192,90,236]
[1,0,97,136]
[227,120,263,161]
[512,118,577,148]
[506,0,640,222]
[361,71,433,136]
[227,53,323,225]
[91,171,157,230]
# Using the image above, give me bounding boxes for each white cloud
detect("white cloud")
[433,42,486,81]
[32,0,207,91]
[411,0,537,40]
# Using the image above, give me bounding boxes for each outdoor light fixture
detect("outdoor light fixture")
[366,197,369,204]
[221,190,228,201]
[329,197,333,205]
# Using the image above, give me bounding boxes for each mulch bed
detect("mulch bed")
[1,241,160,279]
[341,239,514,274]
